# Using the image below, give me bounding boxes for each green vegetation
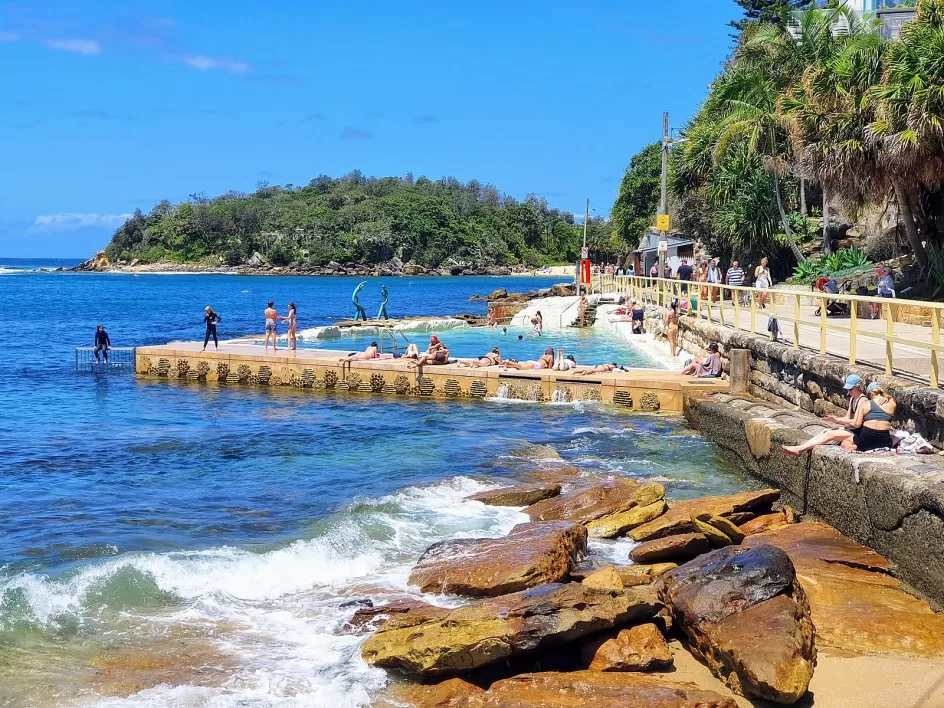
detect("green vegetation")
[789,247,875,284]
[614,0,944,280]
[611,143,662,253]
[103,173,607,269]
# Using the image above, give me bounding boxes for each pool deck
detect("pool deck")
[135,342,728,411]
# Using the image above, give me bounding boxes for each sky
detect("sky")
[0,0,738,258]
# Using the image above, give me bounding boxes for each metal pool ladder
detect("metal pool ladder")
[377,328,411,355]
[75,346,136,372]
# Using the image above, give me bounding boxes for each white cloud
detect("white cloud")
[46,39,102,55]
[0,31,21,42]
[182,54,250,73]
[32,213,131,231]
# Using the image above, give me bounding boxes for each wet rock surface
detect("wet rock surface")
[408,521,587,596]
[584,623,674,672]
[466,483,561,507]
[361,583,661,676]
[586,500,668,538]
[656,544,815,704]
[525,480,665,525]
[629,533,711,564]
[629,490,780,542]
[744,522,944,658]
[443,671,739,707]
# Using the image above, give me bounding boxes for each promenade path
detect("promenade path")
[693,297,936,383]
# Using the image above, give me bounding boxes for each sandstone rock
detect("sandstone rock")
[526,480,665,525]
[394,677,484,707]
[726,512,755,525]
[629,533,710,564]
[360,583,661,676]
[408,522,587,596]
[569,557,617,581]
[617,563,677,587]
[486,287,509,301]
[585,623,674,672]
[586,500,668,539]
[656,544,815,704]
[696,514,745,544]
[343,597,437,634]
[629,490,780,542]
[739,511,791,536]
[448,672,738,707]
[582,566,624,592]
[466,483,561,507]
[744,522,944,658]
[691,518,733,548]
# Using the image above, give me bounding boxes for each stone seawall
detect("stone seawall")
[642,304,944,446]
[685,392,944,608]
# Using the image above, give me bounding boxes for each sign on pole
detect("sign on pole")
[658,240,668,254]
[580,247,588,260]
[656,214,670,232]
[580,259,591,285]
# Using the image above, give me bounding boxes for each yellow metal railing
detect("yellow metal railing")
[597,274,943,388]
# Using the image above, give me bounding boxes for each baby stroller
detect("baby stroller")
[813,277,850,317]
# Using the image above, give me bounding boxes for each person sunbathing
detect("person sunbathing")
[458,347,502,368]
[783,382,896,456]
[503,347,554,370]
[681,343,722,378]
[552,349,576,371]
[401,342,421,359]
[340,342,379,363]
[408,336,449,368]
[572,362,619,376]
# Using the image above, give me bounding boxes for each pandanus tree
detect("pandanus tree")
[869,0,944,265]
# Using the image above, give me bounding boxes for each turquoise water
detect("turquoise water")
[0,270,748,706]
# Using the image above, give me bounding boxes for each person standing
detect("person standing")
[676,259,693,295]
[726,259,745,304]
[649,263,659,278]
[754,257,772,309]
[664,300,679,357]
[264,301,279,353]
[94,324,111,364]
[202,306,221,351]
[871,265,896,319]
[282,303,297,351]
[706,259,722,301]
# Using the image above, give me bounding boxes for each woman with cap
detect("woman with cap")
[783,380,896,456]
[408,336,449,368]
[503,347,555,370]
[202,306,221,351]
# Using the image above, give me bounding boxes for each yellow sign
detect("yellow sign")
[656,214,670,232]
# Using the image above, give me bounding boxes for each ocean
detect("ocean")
[0,270,751,706]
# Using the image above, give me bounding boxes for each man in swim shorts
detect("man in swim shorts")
[264,301,279,353]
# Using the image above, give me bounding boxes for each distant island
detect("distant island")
[78,172,612,276]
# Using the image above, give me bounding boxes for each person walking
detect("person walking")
[754,257,772,309]
[94,324,111,364]
[282,303,298,351]
[264,301,279,353]
[706,259,722,301]
[202,306,221,351]
[726,259,745,304]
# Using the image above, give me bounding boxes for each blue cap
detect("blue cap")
[866,382,882,393]
[843,374,863,391]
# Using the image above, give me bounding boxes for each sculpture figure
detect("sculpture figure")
[352,281,368,321]
[377,284,390,320]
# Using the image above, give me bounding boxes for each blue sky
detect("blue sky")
[0,0,738,258]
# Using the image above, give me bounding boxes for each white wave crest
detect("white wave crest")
[295,318,469,342]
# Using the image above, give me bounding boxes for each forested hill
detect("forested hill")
[101,172,612,270]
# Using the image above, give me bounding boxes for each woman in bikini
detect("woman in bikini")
[282,302,297,351]
[573,362,619,376]
[340,342,380,363]
[754,257,772,309]
[783,382,896,456]
[503,347,554,370]
[664,300,679,357]
[459,348,502,368]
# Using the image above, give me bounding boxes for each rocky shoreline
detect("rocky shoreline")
[70,252,555,278]
[348,447,944,707]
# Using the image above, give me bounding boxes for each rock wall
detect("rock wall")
[685,393,944,608]
[643,305,944,446]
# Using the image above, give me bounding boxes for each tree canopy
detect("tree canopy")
[611,143,662,252]
[103,173,586,269]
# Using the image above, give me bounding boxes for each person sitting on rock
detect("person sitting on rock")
[681,343,722,378]
[503,347,554,370]
[783,382,895,456]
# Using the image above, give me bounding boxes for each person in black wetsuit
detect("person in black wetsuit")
[94,325,111,364]
[202,306,222,351]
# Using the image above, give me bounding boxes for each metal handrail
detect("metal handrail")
[558,298,581,328]
[600,275,943,388]
[377,328,411,355]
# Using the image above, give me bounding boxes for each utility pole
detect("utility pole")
[579,198,589,326]
[657,112,670,283]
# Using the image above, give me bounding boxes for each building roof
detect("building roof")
[635,231,696,253]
